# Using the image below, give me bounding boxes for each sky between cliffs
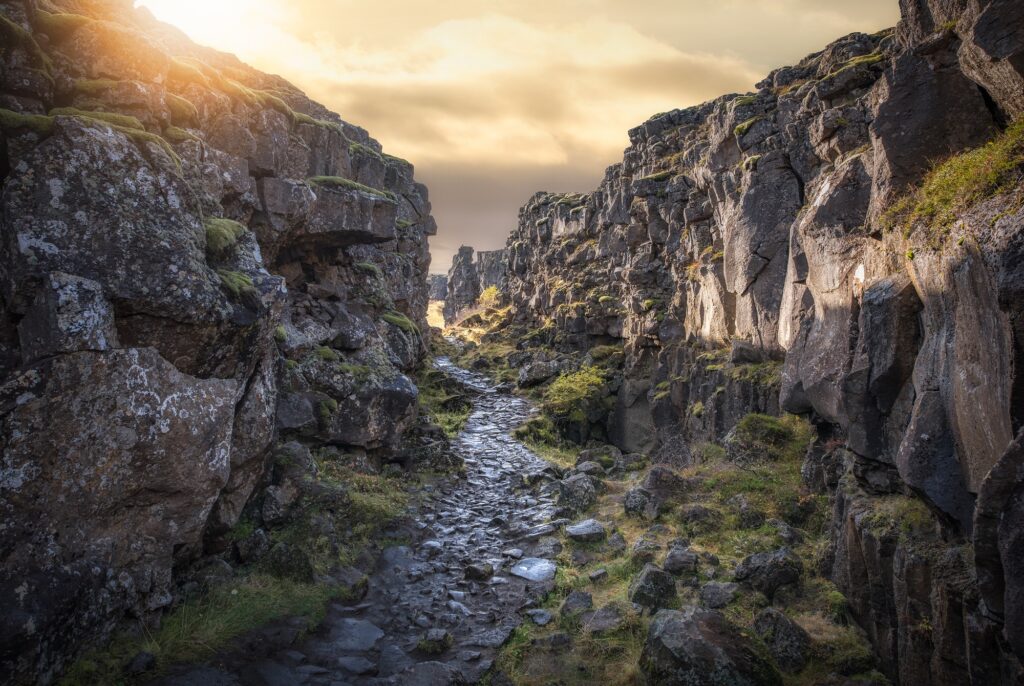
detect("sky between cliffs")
[136,0,899,271]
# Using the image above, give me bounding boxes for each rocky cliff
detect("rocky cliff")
[492,1,1024,682]
[0,0,437,682]
[442,246,508,324]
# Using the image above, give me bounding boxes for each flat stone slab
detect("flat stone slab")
[566,518,607,542]
[329,618,384,651]
[510,557,557,582]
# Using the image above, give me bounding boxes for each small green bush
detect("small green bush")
[478,285,502,310]
[205,217,247,255]
[543,366,607,420]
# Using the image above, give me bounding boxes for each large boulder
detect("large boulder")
[734,548,803,599]
[641,608,783,685]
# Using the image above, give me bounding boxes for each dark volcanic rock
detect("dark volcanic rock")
[734,548,803,599]
[641,608,783,686]
[752,608,810,673]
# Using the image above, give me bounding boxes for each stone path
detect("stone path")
[154,358,562,685]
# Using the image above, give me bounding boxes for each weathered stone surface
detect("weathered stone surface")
[628,563,678,610]
[734,548,803,599]
[565,518,607,542]
[752,608,810,673]
[641,608,783,686]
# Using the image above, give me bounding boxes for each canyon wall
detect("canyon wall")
[442,245,508,324]
[499,0,1024,682]
[0,0,435,681]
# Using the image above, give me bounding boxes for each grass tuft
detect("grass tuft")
[307,176,396,201]
[204,217,247,255]
[885,119,1024,244]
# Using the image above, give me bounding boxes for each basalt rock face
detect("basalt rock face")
[443,246,480,324]
[442,245,509,324]
[502,2,1024,683]
[428,273,448,301]
[0,0,435,682]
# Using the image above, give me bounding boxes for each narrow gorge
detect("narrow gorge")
[1,0,1023,685]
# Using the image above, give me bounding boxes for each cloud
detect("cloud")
[137,0,901,270]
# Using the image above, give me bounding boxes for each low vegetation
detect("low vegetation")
[885,118,1024,244]
[308,175,396,201]
[204,217,247,255]
[61,576,338,685]
[416,366,473,438]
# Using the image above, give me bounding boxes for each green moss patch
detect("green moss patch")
[205,217,247,255]
[217,269,257,300]
[0,107,54,136]
[382,311,420,335]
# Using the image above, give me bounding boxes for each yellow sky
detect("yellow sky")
[135,0,900,269]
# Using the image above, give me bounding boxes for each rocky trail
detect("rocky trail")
[155,359,563,685]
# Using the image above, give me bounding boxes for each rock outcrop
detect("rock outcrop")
[428,273,448,301]
[442,246,508,324]
[480,1,1024,682]
[0,0,436,682]
[443,246,480,324]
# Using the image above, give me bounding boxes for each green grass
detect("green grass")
[50,107,144,131]
[34,10,92,42]
[733,95,757,107]
[416,366,472,438]
[163,126,199,144]
[73,78,122,97]
[315,346,339,362]
[0,14,53,73]
[308,176,396,201]
[885,119,1024,243]
[354,261,382,278]
[725,361,783,387]
[60,575,338,685]
[478,285,502,309]
[0,107,54,136]
[165,93,199,126]
[543,366,607,420]
[512,416,579,469]
[733,413,811,462]
[217,270,256,299]
[382,311,420,335]
[734,116,762,138]
[204,218,247,255]
[349,141,383,160]
[638,170,672,182]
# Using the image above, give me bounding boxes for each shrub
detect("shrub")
[478,285,502,309]
[733,413,813,462]
[205,217,246,255]
[543,366,607,420]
